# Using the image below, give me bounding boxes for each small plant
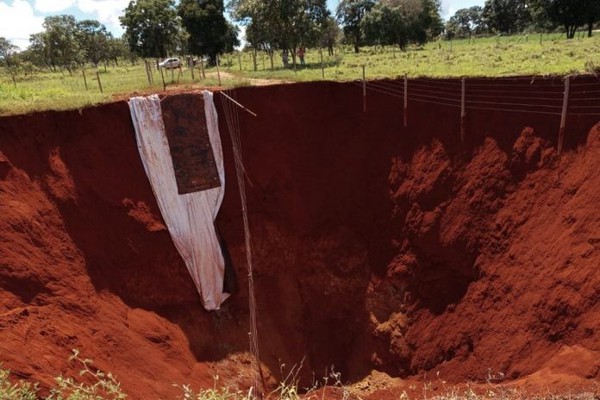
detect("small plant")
[0,364,38,400]
[269,361,304,400]
[174,374,252,400]
[46,349,127,400]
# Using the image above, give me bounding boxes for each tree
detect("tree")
[418,0,444,39]
[120,0,180,59]
[336,0,375,53]
[0,37,18,68]
[362,0,443,49]
[178,0,238,64]
[447,6,486,38]
[320,16,341,55]
[526,0,554,32]
[106,36,136,66]
[230,0,330,65]
[27,32,52,68]
[585,0,600,36]
[230,0,278,53]
[362,4,411,49]
[547,0,587,38]
[483,0,531,34]
[42,15,83,72]
[76,20,110,66]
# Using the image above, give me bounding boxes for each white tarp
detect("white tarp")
[128,91,229,310]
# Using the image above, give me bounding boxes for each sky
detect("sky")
[1,0,485,50]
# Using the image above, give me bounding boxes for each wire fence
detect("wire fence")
[353,77,600,116]
[351,72,600,154]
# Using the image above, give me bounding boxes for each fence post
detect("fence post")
[320,48,324,79]
[159,67,166,91]
[403,74,408,127]
[253,49,257,72]
[461,77,466,142]
[82,69,88,91]
[200,57,205,80]
[558,76,570,156]
[362,65,367,113]
[190,57,195,81]
[96,70,103,94]
[216,55,222,86]
[143,61,150,85]
[238,53,242,71]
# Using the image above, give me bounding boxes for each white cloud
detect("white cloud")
[441,1,457,19]
[440,0,486,19]
[34,0,76,13]
[76,0,129,34]
[0,0,44,49]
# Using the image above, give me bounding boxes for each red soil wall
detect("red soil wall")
[0,77,599,399]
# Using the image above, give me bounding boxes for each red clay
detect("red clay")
[0,77,599,399]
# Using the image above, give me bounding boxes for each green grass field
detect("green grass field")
[1,32,599,116]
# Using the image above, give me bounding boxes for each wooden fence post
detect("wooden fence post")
[558,76,570,156]
[190,57,195,81]
[96,70,103,94]
[200,57,205,80]
[320,48,324,79]
[143,61,150,85]
[238,53,242,71]
[461,77,466,142]
[159,67,166,91]
[403,74,408,128]
[82,69,88,91]
[145,60,154,85]
[362,65,367,113]
[216,55,222,86]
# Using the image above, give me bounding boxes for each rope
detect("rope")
[220,90,266,398]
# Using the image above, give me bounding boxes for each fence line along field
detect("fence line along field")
[1,32,600,116]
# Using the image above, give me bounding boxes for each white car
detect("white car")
[159,57,181,69]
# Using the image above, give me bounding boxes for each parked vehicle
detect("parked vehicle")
[158,58,181,69]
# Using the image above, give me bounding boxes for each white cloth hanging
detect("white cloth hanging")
[128,91,228,310]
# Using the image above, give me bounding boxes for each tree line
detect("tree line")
[0,15,133,74]
[1,0,599,74]
[446,0,600,40]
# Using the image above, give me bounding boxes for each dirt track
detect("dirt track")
[0,78,599,399]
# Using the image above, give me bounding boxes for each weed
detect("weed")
[0,364,38,400]
[47,349,127,400]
